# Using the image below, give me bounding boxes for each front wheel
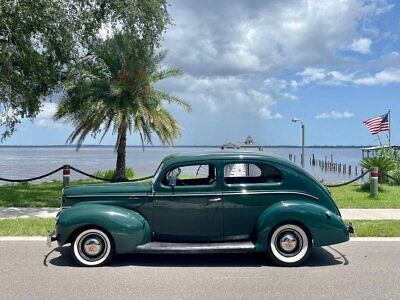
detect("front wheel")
[72,228,114,267]
[266,223,311,267]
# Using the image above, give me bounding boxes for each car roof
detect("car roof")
[160,150,321,187]
[162,150,296,168]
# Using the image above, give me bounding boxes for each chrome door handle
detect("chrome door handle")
[208,197,222,202]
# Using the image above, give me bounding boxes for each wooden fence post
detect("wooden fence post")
[370,167,379,199]
[63,165,70,188]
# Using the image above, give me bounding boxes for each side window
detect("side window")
[224,163,283,184]
[162,164,217,186]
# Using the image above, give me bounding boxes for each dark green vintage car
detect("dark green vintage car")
[48,151,351,267]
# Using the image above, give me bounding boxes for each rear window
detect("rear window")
[224,163,283,184]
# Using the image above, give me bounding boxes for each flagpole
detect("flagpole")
[377,133,383,148]
[388,109,391,147]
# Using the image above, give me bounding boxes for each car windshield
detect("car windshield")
[151,162,164,184]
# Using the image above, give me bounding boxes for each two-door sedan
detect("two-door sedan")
[48,151,352,267]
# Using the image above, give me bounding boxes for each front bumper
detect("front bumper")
[46,231,58,247]
[348,222,355,236]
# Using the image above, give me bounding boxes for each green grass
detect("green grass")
[0,218,55,236]
[1,180,400,208]
[0,180,96,207]
[330,183,400,208]
[349,220,400,237]
[0,218,399,237]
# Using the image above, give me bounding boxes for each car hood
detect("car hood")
[63,180,152,197]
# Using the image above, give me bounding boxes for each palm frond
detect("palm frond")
[57,32,190,165]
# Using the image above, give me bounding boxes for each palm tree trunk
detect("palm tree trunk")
[115,124,127,181]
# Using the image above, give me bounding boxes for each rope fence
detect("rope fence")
[382,171,400,183]
[0,165,398,199]
[0,166,64,183]
[323,169,371,188]
[0,165,153,185]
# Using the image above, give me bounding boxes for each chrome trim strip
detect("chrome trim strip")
[65,191,318,200]
[65,193,148,198]
[154,193,222,197]
[154,191,318,200]
[223,191,319,200]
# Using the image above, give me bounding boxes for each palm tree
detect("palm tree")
[55,33,191,180]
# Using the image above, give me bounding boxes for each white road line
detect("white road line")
[350,237,400,242]
[0,237,46,241]
[0,237,400,242]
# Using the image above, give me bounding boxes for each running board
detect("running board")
[135,241,256,254]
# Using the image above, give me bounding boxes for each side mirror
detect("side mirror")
[168,175,177,187]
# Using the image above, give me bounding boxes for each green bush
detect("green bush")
[361,156,395,183]
[360,150,397,183]
[93,168,135,180]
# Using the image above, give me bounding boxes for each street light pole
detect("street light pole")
[301,122,305,168]
[292,117,305,168]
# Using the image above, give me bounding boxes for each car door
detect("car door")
[222,160,284,241]
[153,162,223,242]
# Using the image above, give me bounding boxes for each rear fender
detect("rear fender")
[254,201,349,251]
[56,204,151,254]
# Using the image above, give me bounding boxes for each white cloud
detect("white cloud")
[354,68,400,85]
[348,38,372,54]
[37,102,57,118]
[316,111,355,119]
[34,102,64,129]
[34,118,64,128]
[295,68,356,86]
[163,0,391,76]
[157,74,289,120]
[258,107,283,119]
[296,67,400,86]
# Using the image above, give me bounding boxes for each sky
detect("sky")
[4,0,400,146]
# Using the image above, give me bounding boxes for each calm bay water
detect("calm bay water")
[0,146,365,184]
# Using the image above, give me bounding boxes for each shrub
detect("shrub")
[93,168,135,181]
[360,156,396,183]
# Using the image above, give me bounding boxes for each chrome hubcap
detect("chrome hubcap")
[275,229,303,257]
[78,233,107,262]
[83,238,103,256]
[279,233,298,252]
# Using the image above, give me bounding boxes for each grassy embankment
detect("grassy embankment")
[0,218,399,237]
[329,183,400,209]
[1,181,399,208]
[0,180,95,207]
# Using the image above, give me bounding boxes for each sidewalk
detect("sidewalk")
[340,209,400,220]
[0,207,59,219]
[1,207,400,220]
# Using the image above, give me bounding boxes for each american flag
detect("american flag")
[363,113,390,135]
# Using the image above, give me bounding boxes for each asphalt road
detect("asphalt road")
[0,241,399,299]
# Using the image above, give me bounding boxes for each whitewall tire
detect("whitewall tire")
[72,228,113,267]
[267,223,311,267]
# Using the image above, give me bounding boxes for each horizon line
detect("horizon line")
[0,144,381,148]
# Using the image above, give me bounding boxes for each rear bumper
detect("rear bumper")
[46,231,58,247]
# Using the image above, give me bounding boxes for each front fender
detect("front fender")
[56,204,151,254]
[255,200,349,251]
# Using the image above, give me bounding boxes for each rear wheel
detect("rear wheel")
[72,228,113,267]
[266,223,311,267]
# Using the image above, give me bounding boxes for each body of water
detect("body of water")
[0,146,366,184]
